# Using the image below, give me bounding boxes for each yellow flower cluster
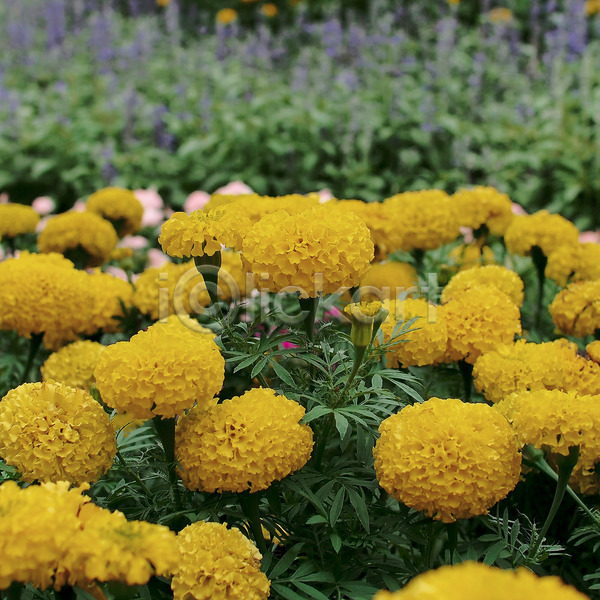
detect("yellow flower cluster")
[0,203,39,238]
[86,187,144,237]
[549,279,600,336]
[546,243,600,286]
[496,389,600,494]
[38,211,118,267]
[587,340,600,362]
[242,205,373,297]
[441,285,522,364]
[373,398,521,523]
[451,186,513,235]
[359,261,417,300]
[84,270,134,334]
[380,299,447,367]
[382,190,460,251]
[176,388,314,493]
[504,210,579,257]
[94,323,224,419]
[488,7,514,23]
[133,251,246,321]
[446,243,496,271]
[585,0,600,16]
[0,382,116,484]
[206,192,319,223]
[159,207,251,258]
[41,340,106,390]
[372,561,589,600]
[441,265,524,307]
[172,521,270,600]
[0,252,95,349]
[0,481,178,590]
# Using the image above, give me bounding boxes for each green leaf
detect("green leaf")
[269,544,305,579]
[250,356,269,378]
[271,584,308,600]
[483,540,507,566]
[292,582,330,600]
[329,488,345,527]
[270,359,295,386]
[347,488,370,533]
[333,412,350,439]
[330,532,342,553]
[301,406,332,424]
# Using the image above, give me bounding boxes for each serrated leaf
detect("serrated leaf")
[270,360,295,386]
[334,412,350,439]
[292,581,330,600]
[483,540,507,565]
[347,488,370,533]
[269,543,305,579]
[329,488,345,527]
[302,406,332,424]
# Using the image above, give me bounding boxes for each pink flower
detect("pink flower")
[460,226,474,243]
[214,181,253,195]
[134,188,163,210]
[511,202,527,216]
[71,200,86,212]
[183,191,210,213]
[580,231,600,244]
[143,208,165,228]
[36,216,50,233]
[147,248,170,268]
[31,196,55,215]
[316,188,335,203]
[105,266,129,281]
[0,193,8,204]
[119,235,148,250]
[324,306,343,322]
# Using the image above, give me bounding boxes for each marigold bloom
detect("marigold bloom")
[488,7,514,23]
[84,270,134,334]
[504,210,579,257]
[446,243,496,271]
[41,340,106,390]
[374,398,521,523]
[549,279,600,337]
[359,261,418,300]
[0,203,39,238]
[441,265,524,307]
[176,388,314,493]
[86,187,144,237]
[546,242,600,286]
[451,186,513,235]
[587,341,600,363]
[172,521,270,600]
[496,389,600,495]
[242,205,373,297]
[38,211,118,267]
[382,190,460,251]
[159,207,251,258]
[372,561,589,599]
[0,382,116,484]
[585,0,600,16]
[380,299,447,367]
[94,324,225,419]
[441,285,522,364]
[261,3,278,17]
[0,252,95,349]
[216,8,237,24]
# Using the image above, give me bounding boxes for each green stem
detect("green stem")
[412,248,425,274]
[116,450,153,497]
[523,445,599,524]
[153,417,183,511]
[528,445,580,559]
[194,251,222,310]
[239,492,268,555]
[54,586,76,600]
[531,245,547,330]
[299,296,320,343]
[20,332,43,384]
[446,522,458,563]
[313,415,334,471]
[458,360,473,403]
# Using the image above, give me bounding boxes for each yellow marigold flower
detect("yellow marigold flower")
[585,0,600,16]
[156,0,171,5]
[496,389,600,495]
[446,243,496,271]
[549,279,600,337]
[452,186,513,235]
[473,339,577,403]
[382,190,460,252]
[441,285,522,364]
[261,3,278,17]
[133,252,245,321]
[84,270,134,335]
[159,207,251,258]
[374,398,521,523]
[62,503,178,588]
[41,340,106,390]
[0,382,116,484]
[94,324,225,419]
[587,340,600,363]
[344,300,388,348]
[337,199,401,260]
[242,205,374,297]
[372,561,589,599]
[0,252,95,349]
[110,247,133,261]
[153,313,213,336]
[441,265,524,307]
[206,193,319,223]
[172,521,270,600]
[216,8,238,24]
[38,211,118,267]
[380,299,447,367]
[546,243,600,286]
[86,187,144,237]
[176,388,314,493]
[0,203,39,238]
[0,481,89,590]
[359,261,418,300]
[504,210,579,257]
[488,7,514,23]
